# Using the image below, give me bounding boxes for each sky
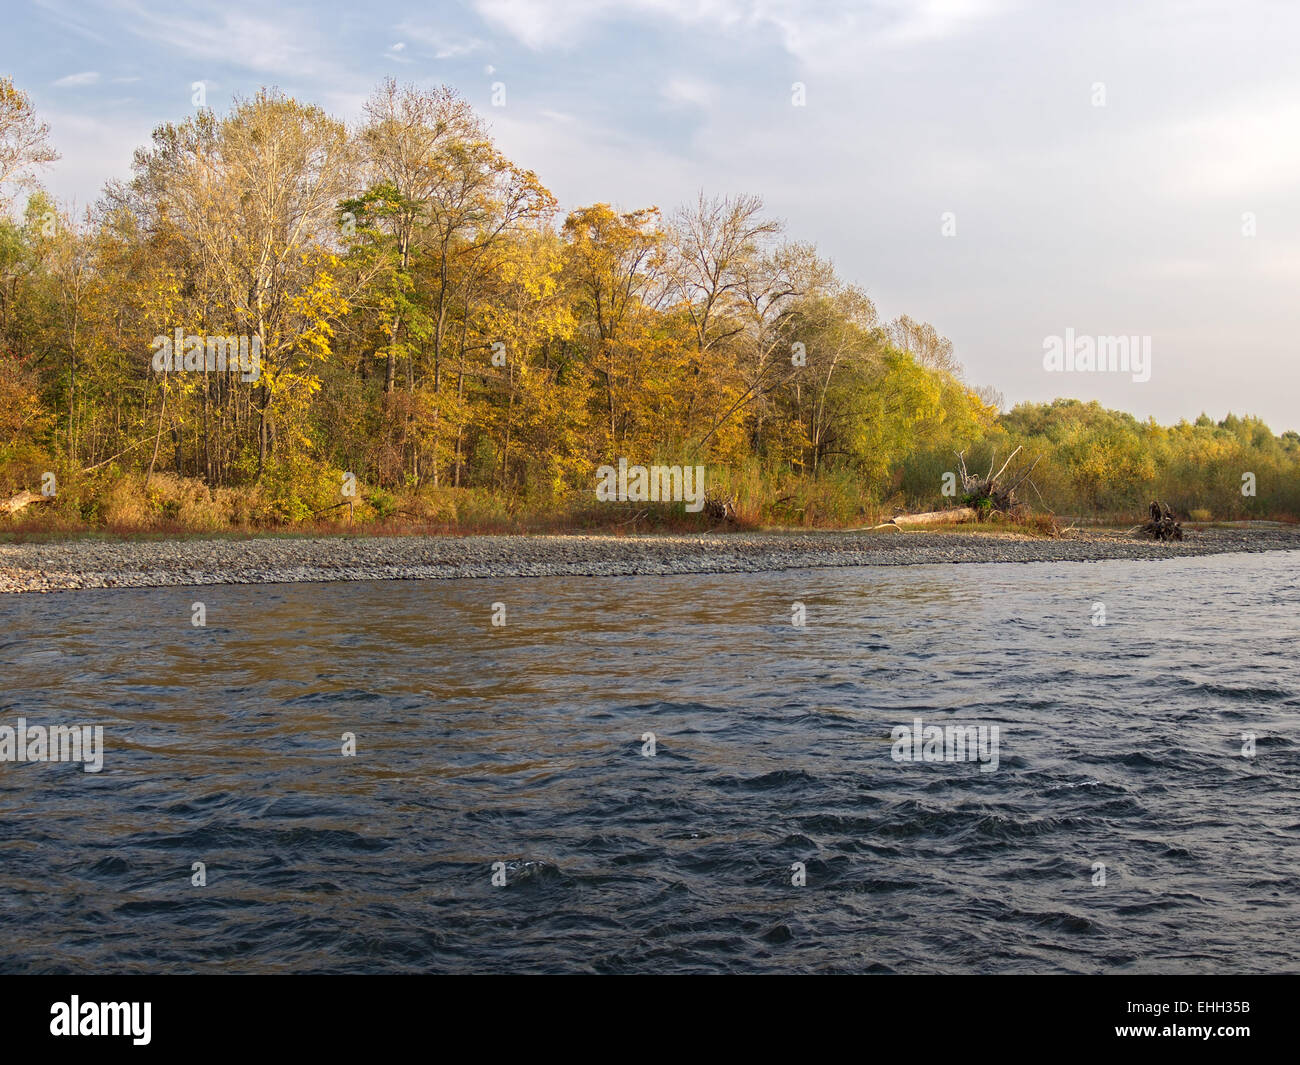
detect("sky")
[6,0,1299,431]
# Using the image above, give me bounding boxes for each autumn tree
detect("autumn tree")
[0,76,58,212]
[887,314,959,376]
[562,204,666,450]
[130,90,357,485]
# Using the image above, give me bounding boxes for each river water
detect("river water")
[1,552,1297,973]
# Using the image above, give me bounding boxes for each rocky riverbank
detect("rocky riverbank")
[2,525,1298,594]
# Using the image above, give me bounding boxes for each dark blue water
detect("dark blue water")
[1,552,1298,973]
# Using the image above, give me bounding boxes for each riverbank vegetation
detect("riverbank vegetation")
[2,77,1297,535]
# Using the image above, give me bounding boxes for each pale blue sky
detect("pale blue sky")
[7,0,1300,430]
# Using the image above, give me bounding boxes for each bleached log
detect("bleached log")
[0,490,48,516]
[886,507,978,527]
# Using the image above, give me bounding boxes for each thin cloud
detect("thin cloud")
[472,0,744,50]
[470,0,1001,55]
[53,71,101,87]
[661,78,715,109]
[395,21,485,59]
[109,0,329,77]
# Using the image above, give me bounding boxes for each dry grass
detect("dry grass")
[100,473,247,531]
[0,466,1069,543]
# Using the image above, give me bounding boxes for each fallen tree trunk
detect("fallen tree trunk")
[0,490,48,516]
[878,506,978,528]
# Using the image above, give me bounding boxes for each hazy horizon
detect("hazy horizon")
[8,0,1299,431]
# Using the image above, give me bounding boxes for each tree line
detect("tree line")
[1,77,1296,529]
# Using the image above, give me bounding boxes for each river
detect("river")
[1,552,1297,973]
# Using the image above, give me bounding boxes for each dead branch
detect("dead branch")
[989,445,1023,486]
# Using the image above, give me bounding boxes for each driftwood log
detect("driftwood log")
[1138,500,1182,541]
[0,489,48,516]
[877,507,978,529]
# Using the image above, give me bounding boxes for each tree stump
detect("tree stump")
[702,491,736,525]
[1139,501,1182,541]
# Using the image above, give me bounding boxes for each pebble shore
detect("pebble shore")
[2,526,1297,594]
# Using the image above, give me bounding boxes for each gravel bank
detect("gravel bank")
[2,526,1298,594]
